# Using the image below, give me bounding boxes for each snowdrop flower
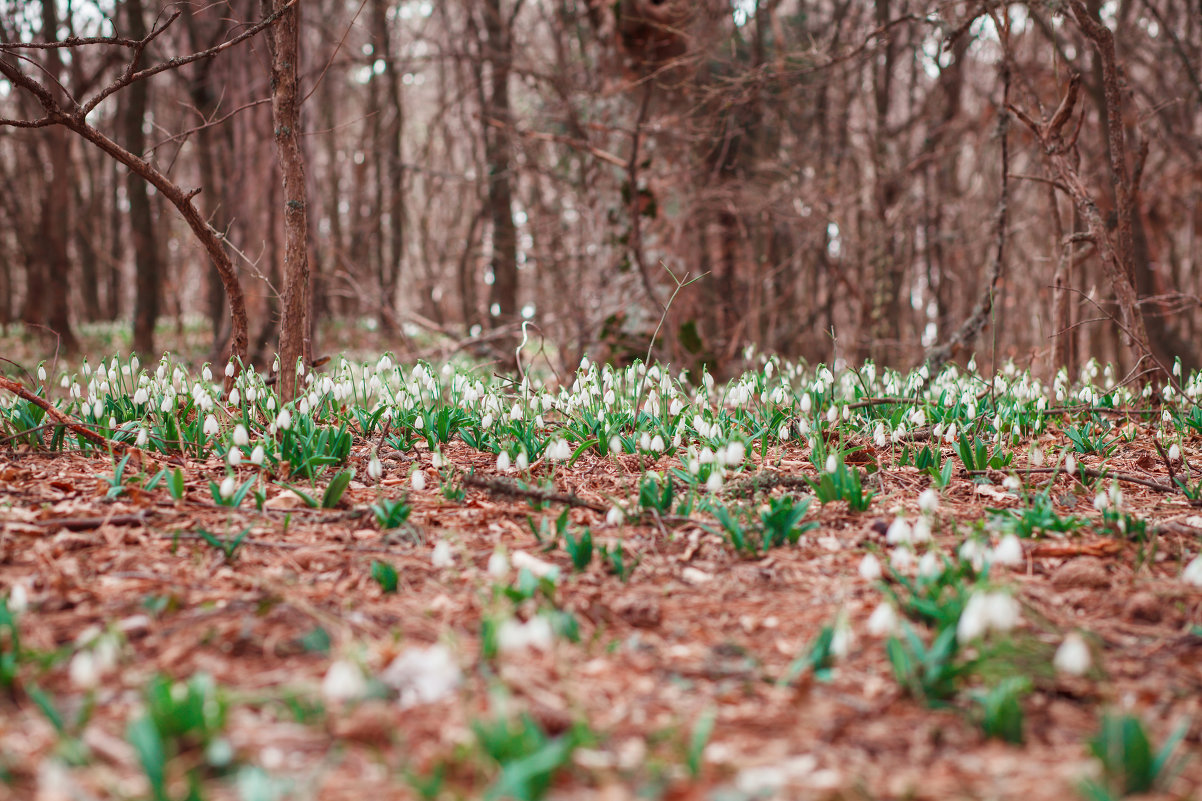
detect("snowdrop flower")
[430,451,444,469]
[886,517,913,545]
[1002,475,1021,492]
[825,405,838,423]
[874,423,887,448]
[69,650,101,690]
[705,470,724,493]
[228,387,240,406]
[511,550,557,579]
[411,469,427,491]
[219,475,237,499]
[496,451,512,471]
[250,444,265,466]
[133,387,148,405]
[321,660,366,704]
[911,516,932,543]
[1168,443,1181,462]
[1182,555,1202,586]
[225,361,236,378]
[202,415,219,437]
[606,505,624,526]
[985,592,1020,632]
[246,386,258,403]
[890,546,915,572]
[233,424,250,447]
[866,602,899,637]
[960,539,988,571]
[202,365,213,382]
[275,408,292,430]
[918,550,942,578]
[7,583,28,614]
[858,553,882,581]
[957,593,990,643]
[227,447,242,466]
[830,614,854,658]
[487,550,510,579]
[1065,453,1076,474]
[516,451,529,470]
[37,365,47,382]
[608,435,623,454]
[367,452,383,481]
[298,397,310,416]
[1054,632,1091,676]
[800,394,812,414]
[992,534,1024,566]
[1093,492,1109,512]
[824,454,838,474]
[381,644,462,708]
[431,540,454,568]
[1030,446,1045,467]
[917,488,939,514]
[497,616,554,653]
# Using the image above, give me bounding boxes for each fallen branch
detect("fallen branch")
[462,472,606,513]
[0,376,157,466]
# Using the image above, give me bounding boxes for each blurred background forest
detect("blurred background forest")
[0,0,1199,379]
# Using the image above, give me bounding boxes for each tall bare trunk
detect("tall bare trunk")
[482,0,519,333]
[263,0,310,402]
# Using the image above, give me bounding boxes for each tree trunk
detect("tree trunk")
[123,0,163,357]
[263,0,310,403]
[481,0,519,333]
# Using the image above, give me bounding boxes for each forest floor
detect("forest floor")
[2,436,1201,800]
[0,337,1201,800]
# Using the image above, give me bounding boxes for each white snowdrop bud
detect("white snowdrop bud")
[233,424,249,446]
[826,406,838,423]
[136,428,149,447]
[705,470,724,492]
[496,451,511,471]
[858,553,882,581]
[1182,555,1202,587]
[487,550,510,579]
[992,534,1024,566]
[37,365,47,381]
[367,452,382,480]
[866,602,898,637]
[1002,475,1021,492]
[824,454,837,474]
[985,592,1020,632]
[219,475,237,499]
[886,518,913,545]
[275,408,292,430]
[608,435,623,454]
[1169,443,1181,462]
[890,546,915,572]
[160,395,173,414]
[918,488,939,514]
[411,469,427,491]
[911,516,932,543]
[250,444,265,466]
[202,365,213,382]
[69,650,101,690]
[650,434,666,453]
[225,361,236,377]
[134,387,148,405]
[1053,632,1091,676]
[957,593,989,643]
[246,386,258,403]
[298,397,310,416]
[7,583,28,614]
[800,394,812,414]
[918,550,941,578]
[606,506,624,526]
[229,387,240,406]
[1065,453,1076,474]
[1030,446,1045,467]
[227,447,242,466]
[203,415,219,436]
[322,660,366,704]
[431,540,454,568]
